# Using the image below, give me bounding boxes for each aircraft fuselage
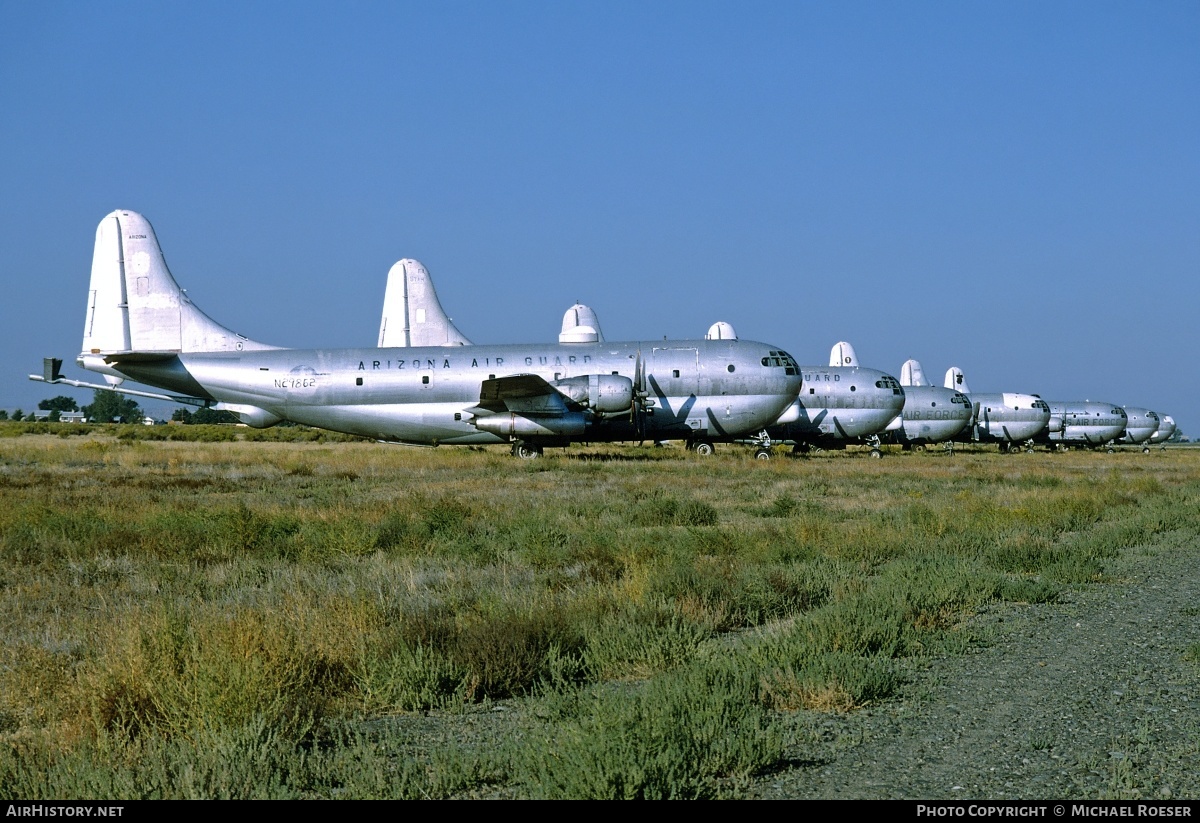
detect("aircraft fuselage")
[102,339,801,446]
[767,366,904,446]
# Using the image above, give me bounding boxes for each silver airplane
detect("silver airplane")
[1148,414,1177,448]
[882,359,973,452]
[765,341,905,458]
[944,367,1051,453]
[32,210,803,457]
[1032,400,1128,452]
[1116,406,1160,453]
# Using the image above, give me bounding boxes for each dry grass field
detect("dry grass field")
[1,427,1197,798]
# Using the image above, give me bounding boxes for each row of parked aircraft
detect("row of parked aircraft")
[31,210,1177,459]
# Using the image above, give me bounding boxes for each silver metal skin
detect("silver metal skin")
[55,210,803,455]
[1117,406,1160,451]
[767,365,905,457]
[1148,414,1177,446]
[944,367,1050,452]
[888,385,973,450]
[1034,400,1129,452]
[884,358,972,451]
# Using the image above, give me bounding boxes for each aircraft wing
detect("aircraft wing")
[471,374,576,415]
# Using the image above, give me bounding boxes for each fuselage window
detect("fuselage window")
[727,364,735,373]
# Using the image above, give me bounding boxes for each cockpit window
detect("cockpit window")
[762,351,799,375]
[874,377,901,390]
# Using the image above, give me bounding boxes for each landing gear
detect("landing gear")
[912,443,926,453]
[1143,445,1151,454]
[511,441,543,459]
[749,430,773,460]
[1106,445,1115,454]
[690,439,716,456]
[865,434,883,459]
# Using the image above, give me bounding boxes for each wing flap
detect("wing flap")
[475,374,576,414]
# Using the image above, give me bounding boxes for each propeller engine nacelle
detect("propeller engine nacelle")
[472,412,587,438]
[552,374,634,414]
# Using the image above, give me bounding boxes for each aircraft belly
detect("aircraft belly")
[287,403,501,444]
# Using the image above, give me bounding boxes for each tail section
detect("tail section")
[378,259,472,347]
[704,321,737,341]
[900,359,930,387]
[944,366,970,393]
[829,341,858,367]
[82,210,275,356]
[560,303,605,343]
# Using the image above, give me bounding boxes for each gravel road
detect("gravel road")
[749,531,1200,800]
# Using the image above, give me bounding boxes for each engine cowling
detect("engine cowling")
[552,374,634,414]
[472,412,587,438]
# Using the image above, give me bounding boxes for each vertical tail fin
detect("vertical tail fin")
[378,259,472,347]
[944,366,970,393]
[900,359,930,387]
[829,341,858,367]
[560,303,605,343]
[82,210,275,356]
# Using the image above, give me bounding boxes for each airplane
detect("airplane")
[944,367,1050,453]
[1148,414,1177,448]
[1031,399,1128,452]
[1116,406,1160,453]
[763,341,905,458]
[373,272,904,461]
[882,359,973,452]
[31,210,804,458]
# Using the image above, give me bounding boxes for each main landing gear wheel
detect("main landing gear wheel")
[692,440,715,456]
[754,448,771,460]
[912,443,926,453]
[1143,446,1151,454]
[512,442,543,459]
[869,448,882,459]
[1107,446,1115,454]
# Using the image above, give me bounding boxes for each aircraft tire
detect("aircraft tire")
[1143,446,1150,454]
[513,443,543,459]
[693,441,715,456]
[913,443,926,453]
[754,448,771,460]
[1107,446,1115,454]
[869,449,882,459]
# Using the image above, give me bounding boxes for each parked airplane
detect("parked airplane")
[32,210,803,457]
[883,359,973,451]
[1116,406,1160,453]
[1032,400,1128,452]
[1148,414,1177,448]
[944,367,1050,452]
[765,341,905,458]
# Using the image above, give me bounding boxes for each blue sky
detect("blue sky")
[2,1,1197,430]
